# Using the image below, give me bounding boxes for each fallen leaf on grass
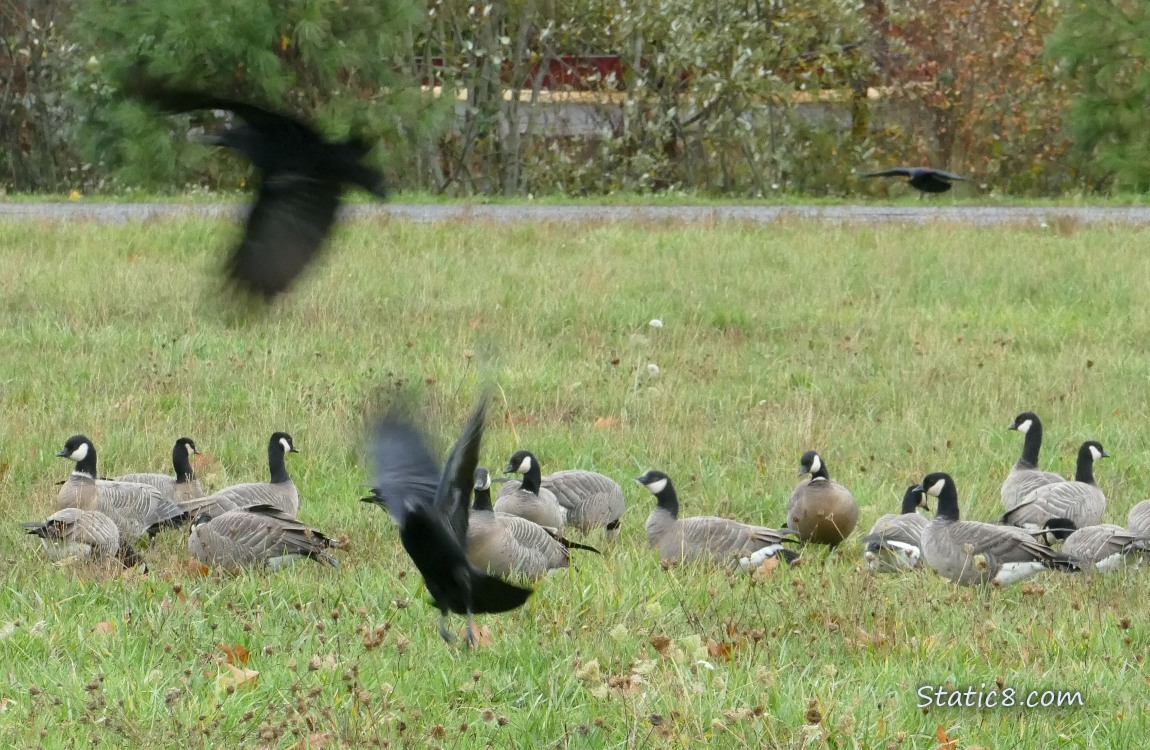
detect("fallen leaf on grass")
[0,697,13,712]
[184,559,210,576]
[936,724,957,750]
[593,416,620,429]
[218,662,259,690]
[218,643,251,666]
[754,555,780,578]
[649,634,672,654]
[92,621,117,636]
[706,639,735,662]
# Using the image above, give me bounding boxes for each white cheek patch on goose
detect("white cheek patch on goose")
[1089,445,1103,461]
[69,443,89,462]
[186,444,196,457]
[518,455,533,473]
[809,454,822,475]
[280,438,293,454]
[1016,419,1033,434]
[645,477,668,495]
[927,478,947,497]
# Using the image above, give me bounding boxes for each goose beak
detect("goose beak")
[797,468,807,477]
[910,483,924,494]
[501,462,516,474]
[55,449,68,458]
[1101,450,1111,458]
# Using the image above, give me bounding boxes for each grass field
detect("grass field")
[1,213,1148,748]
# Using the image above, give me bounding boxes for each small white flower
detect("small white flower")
[647,363,660,375]
[648,318,664,329]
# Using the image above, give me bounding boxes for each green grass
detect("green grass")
[1,213,1148,748]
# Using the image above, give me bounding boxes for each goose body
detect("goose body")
[55,435,185,543]
[493,451,567,531]
[193,433,300,517]
[1000,412,1064,511]
[786,451,859,546]
[189,504,338,571]
[1000,441,1108,530]
[1061,523,1150,572]
[499,463,625,538]
[362,395,533,646]
[467,468,597,578]
[116,437,206,512]
[22,507,130,565]
[861,485,929,572]
[1127,500,1150,538]
[637,470,797,570]
[918,472,1080,587]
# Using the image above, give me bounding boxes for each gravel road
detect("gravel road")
[3,202,1150,226]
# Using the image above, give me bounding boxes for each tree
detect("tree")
[67,0,448,191]
[1047,0,1150,191]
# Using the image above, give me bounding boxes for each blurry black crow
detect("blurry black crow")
[122,71,388,300]
[861,167,968,194]
[361,393,532,646]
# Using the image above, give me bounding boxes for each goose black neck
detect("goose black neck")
[520,461,543,494]
[74,448,98,479]
[1074,447,1096,485]
[811,464,830,481]
[172,444,196,484]
[655,481,680,519]
[268,443,291,484]
[900,488,922,514]
[934,483,961,522]
[1018,421,1043,468]
[473,486,494,512]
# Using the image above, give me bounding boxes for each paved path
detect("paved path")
[3,202,1150,226]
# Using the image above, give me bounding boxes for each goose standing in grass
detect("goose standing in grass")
[56,435,186,543]
[22,508,141,567]
[122,70,388,301]
[917,472,1080,587]
[188,504,339,572]
[861,484,930,572]
[193,433,300,517]
[361,394,532,646]
[116,437,206,512]
[467,468,599,578]
[1001,412,1065,511]
[1000,441,1108,530]
[637,470,798,570]
[493,450,568,531]
[1060,524,1150,573]
[1127,500,1150,538]
[499,455,626,539]
[786,450,859,547]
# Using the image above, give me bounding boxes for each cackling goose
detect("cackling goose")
[637,470,798,570]
[192,432,300,517]
[22,507,141,567]
[1001,412,1065,511]
[861,484,930,572]
[116,437,206,512]
[56,435,185,543]
[918,472,1080,587]
[1000,441,1108,530]
[493,450,567,531]
[1127,499,1150,538]
[497,452,625,539]
[786,450,859,547]
[188,504,338,571]
[1061,523,1150,572]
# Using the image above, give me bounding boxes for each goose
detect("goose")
[1001,412,1065,511]
[188,504,338,572]
[786,450,860,547]
[115,437,206,511]
[21,507,141,567]
[192,432,300,517]
[493,450,567,531]
[1127,500,1150,538]
[917,472,1080,587]
[467,468,599,578]
[1060,523,1150,572]
[1000,441,1108,530]
[636,470,798,570]
[122,70,388,301]
[361,394,532,646]
[56,435,186,543]
[497,453,625,539]
[861,484,930,572]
